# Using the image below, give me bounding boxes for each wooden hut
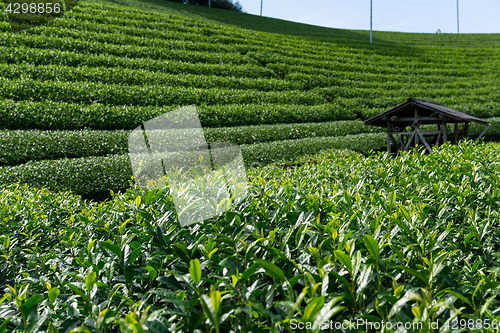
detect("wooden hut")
[364,98,490,154]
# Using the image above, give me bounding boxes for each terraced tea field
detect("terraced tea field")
[1,0,500,331]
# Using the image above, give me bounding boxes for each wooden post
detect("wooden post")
[387,120,391,154]
[404,131,417,151]
[390,124,403,154]
[414,107,419,148]
[400,132,405,151]
[435,124,442,145]
[414,125,419,147]
[415,126,433,153]
[454,121,458,143]
[443,120,448,143]
[464,122,469,138]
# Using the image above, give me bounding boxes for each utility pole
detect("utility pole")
[260,0,263,16]
[370,0,373,44]
[456,0,459,33]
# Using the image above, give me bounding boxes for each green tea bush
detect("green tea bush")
[0,99,172,130]
[0,130,129,166]
[0,77,326,106]
[2,141,500,332]
[0,155,131,200]
[199,104,358,127]
[1,0,500,330]
[0,46,278,78]
[241,133,386,166]
[0,122,384,166]
[204,120,385,145]
[0,100,357,130]
[0,133,386,197]
[0,33,255,65]
[0,63,303,91]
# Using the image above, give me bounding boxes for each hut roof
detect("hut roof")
[364,98,489,128]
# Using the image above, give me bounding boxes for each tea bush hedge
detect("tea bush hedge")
[242,132,386,167]
[0,46,279,78]
[0,155,131,200]
[0,64,303,91]
[0,129,129,166]
[0,77,327,106]
[0,122,387,166]
[0,133,387,197]
[0,100,357,130]
[0,33,256,65]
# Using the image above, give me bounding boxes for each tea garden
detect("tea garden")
[1,0,500,331]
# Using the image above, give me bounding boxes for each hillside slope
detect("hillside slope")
[0,0,499,198]
[103,0,500,48]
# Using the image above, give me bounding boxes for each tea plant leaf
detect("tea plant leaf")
[189,259,202,286]
[96,308,109,329]
[363,234,380,261]
[210,289,221,315]
[85,271,97,293]
[200,294,219,333]
[119,219,131,236]
[302,296,324,321]
[256,260,286,283]
[356,265,373,297]
[430,252,450,280]
[0,318,12,333]
[24,294,43,312]
[389,216,412,236]
[48,287,60,304]
[99,241,123,260]
[87,239,96,253]
[128,247,142,265]
[3,235,10,250]
[334,250,352,272]
[350,250,362,281]
[398,203,411,222]
[313,298,345,333]
[445,290,473,308]
[241,263,260,282]
[388,191,396,209]
[0,294,10,307]
[395,265,429,285]
[66,283,88,302]
[144,266,157,282]
[480,295,496,317]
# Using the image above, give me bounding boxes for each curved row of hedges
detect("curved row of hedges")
[0,100,358,130]
[1,63,496,92]
[0,133,387,198]
[0,121,388,166]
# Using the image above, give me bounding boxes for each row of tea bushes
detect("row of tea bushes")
[0,155,131,200]
[0,129,129,166]
[0,45,278,78]
[0,121,386,166]
[0,63,303,92]
[2,114,496,168]
[0,133,387,198]
[0,77,327,106]
[0,100,357,130]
